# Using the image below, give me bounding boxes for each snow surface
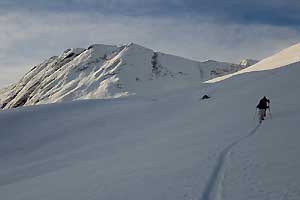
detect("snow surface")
[0,43,300,200]
[0,43,248,109]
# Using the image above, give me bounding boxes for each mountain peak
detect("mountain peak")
[239,59,259,67]
[0,43,249,109]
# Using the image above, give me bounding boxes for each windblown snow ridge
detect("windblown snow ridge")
[0,43,251,109]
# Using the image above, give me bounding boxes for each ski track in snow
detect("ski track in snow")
[200,123,261,200]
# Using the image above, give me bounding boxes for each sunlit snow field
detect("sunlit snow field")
[1,44,300,200]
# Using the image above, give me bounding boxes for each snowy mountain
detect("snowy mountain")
[0,43,248,109]
[1,43,300,200]
[239,59,258,67]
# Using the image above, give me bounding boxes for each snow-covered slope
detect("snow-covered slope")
[208,43,300,83]
[247,43,300,71]
[1,43,300,200]
[0,43,247,109]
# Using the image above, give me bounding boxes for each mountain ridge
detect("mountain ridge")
[0,42,254,109]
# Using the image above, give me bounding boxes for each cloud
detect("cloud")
[0,11,299,87]
[1,0,300,26]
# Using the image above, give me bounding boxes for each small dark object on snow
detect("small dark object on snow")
[201,95,210,100]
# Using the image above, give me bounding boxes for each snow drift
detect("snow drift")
[0,43,250,109]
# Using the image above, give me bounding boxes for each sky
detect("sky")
[0,0,299,87]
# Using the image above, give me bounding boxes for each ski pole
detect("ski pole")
[253,108,257,120]
[268,107,272,119]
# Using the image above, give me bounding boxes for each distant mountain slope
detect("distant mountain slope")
[208,43,300,83]
[0,43,249,109]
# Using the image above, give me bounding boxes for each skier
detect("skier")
[256,96,270,122]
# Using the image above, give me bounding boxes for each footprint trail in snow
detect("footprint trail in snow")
[200,124,261,200]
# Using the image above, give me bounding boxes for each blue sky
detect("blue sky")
[0,0,299,86]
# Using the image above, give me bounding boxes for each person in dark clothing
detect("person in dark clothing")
[256,96,270,121]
